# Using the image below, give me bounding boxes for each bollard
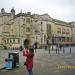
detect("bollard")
[60,47,62,51]
[58,48,59,54]
[63,47,65,54]
[56,47,57,54]
[70,48,71,54]
[49,48,50,54]
[52,45,53,51]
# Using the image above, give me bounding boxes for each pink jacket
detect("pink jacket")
[23,48,34,70]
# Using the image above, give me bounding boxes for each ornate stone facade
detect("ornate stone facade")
[0,8,75,49]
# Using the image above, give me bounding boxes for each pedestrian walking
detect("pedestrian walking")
[20,45,23,51]
[23,47,34,75]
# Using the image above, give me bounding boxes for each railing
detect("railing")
[56,42,75,45]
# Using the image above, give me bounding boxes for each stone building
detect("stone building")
[47,19,75,46]
[0,8,75,49]
[0,8,49,49]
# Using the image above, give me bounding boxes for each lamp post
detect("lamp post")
[47,38,50,53]
[52,35,54,45]
[41,22,43,48]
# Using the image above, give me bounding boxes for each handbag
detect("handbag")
[24,61,27,66]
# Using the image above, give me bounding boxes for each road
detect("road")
[0,48,75,75]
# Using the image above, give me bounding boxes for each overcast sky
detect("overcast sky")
[0,0,75,22]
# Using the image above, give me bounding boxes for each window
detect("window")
[26,27,30,32]
[35,31,40,35]
[47,24,51,34]
[62,28,65,34]
[57,31,61,34]
[66,29,70,34]
[10,39,12,43]
[13,39,15,43]
[3,25,9,33]
[57,28,61,34]
[26,18,30,23]
[44,35,46,41]
[24,19,25,21]
[18,39,20,43]
[67,37,69,41]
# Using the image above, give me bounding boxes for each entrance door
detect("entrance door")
[24,39,30,48]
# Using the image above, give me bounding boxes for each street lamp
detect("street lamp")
[41,22,43,47]
[52,35,55,45]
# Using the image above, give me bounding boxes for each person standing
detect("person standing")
[20,45,23,51]
[23,47,34,75]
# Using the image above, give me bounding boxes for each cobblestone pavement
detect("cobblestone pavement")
[0,48,75,75]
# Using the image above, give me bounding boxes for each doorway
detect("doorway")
[23,39,30,48]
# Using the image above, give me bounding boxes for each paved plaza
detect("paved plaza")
[0,47,75,75]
